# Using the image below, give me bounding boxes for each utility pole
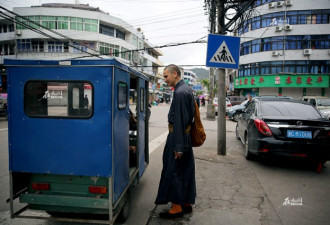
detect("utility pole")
[206,68,215,118]
[217,0,226,155]
[204,0,254,155]
[206,0,216,119]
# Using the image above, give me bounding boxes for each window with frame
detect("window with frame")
[121,47,131,61]
[24,81,93,118]
[48,41,68,53]
[17,39,31,52]
[73,42,94,53]
[116,30,126,40]
[99,24,114,36]
[57,16,69,29]
[32,40,44,52]
[118,82,127,110]
[132,35,138,48]
[140,88,145,112]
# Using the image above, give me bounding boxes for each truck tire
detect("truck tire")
[116,192,130,222]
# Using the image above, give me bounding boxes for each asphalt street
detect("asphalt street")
[0,104,330,225]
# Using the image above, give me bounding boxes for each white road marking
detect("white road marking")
[149,131,168,154]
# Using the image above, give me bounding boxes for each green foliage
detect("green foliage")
[201,79,209,91]
[196,90,203,96]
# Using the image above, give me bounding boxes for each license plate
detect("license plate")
[287,130,312,139]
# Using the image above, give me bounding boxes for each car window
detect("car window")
[309,99,316,106]
[260,101,322,119]
[245,102,255,114]
[317,98,330,106]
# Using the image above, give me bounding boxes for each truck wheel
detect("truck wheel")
[116,192,130,222]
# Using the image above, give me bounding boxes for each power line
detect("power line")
[0,11,103,59]
[94,0,201,3]
[0,6,101,56]
[127,13,207,28]
[0,5,207,62]
[122,7,203,25]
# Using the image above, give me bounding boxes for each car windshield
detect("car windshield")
[317,98,330,106]
[260,101,322,119]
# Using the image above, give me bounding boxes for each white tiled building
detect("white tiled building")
[183,70,197,88]
[0,3,164,93]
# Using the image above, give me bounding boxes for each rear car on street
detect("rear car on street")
[213,97,232,116]
[235,98,330,170]
[227,99,249,122]
[227,96,292,122]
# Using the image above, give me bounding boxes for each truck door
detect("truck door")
[138,78,146,177]
[113,68,129,202]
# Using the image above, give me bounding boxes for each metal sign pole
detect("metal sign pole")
[217,0,226,155]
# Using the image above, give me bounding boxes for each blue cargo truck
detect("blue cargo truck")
[5,58,149,224]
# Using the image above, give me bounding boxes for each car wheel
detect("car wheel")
[233,113,239,122]
[244,134,253,160]
[235,124,240,140]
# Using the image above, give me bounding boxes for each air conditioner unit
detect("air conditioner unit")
[15,30,22,36]
[285,0,293,6]
[269,2,276,8]
[277,1,284,7]
[285,25,292,31]
[303,49,312,55]
[272,51,279,56]
[275,26,282,32]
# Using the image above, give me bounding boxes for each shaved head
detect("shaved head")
[164,64,181,77]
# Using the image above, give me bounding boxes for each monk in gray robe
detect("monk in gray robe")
[155,64,196,219]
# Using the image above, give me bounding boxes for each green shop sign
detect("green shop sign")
[234,74,329,88]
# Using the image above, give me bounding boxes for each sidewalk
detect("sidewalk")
[147,106,282,225]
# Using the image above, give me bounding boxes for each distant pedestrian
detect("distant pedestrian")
[84,95,89,109]
[155,64,196,219]
[246,95,252,107]
[195,96,200,108]
[201,97,205,107]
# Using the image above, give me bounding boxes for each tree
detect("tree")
[201,79,210,91]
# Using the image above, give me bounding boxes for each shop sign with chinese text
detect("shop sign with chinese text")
[234,74,329,88]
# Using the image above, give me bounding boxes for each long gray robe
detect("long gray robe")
[155,79,196,205]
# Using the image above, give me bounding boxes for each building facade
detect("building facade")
[234,0,330,99]
[183,70,198,88]
[0,3,164,94]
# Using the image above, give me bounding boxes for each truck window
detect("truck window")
[24,81,93,118]
[140,88,144,112]
[118,82,127,110]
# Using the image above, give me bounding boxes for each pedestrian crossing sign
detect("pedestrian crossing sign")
[206,34,240,69]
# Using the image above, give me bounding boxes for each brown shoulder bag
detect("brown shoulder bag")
[191,100,206,147]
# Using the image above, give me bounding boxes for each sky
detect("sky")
[0,0,210,68]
